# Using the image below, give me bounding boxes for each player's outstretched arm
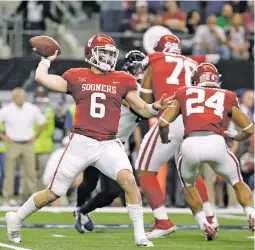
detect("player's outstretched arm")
[158,100,181,144]
[125,90,173,118]
[35,50,67,93]
[225,106,254,141]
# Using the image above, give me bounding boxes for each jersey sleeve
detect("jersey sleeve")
[122,74,138,98]
[173,86,187,110]
[62,69,75,95]
[227,91,240,109]
[173,86,187,101]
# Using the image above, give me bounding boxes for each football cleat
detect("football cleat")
[73,209,94,233]
[146,219,176,239]
[248,216,254,232]
[73,209,85,233]
[5,212,21,243]
[203,223,217,241]
[136,237,154,247]
[83,214,94,232]
[207,215,219,231]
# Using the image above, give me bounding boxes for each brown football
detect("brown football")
[29,36,61,57]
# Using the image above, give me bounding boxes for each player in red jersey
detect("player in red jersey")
[135,34,218,238]
[159,63,254,240]
[5,34,173,247]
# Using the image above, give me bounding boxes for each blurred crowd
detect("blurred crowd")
[0,86,253,208]
[0,1,253,59]
[103,0,254,60]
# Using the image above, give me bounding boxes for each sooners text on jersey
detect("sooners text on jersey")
[146,52,198,101]
[174,86,239,137]
[63,68,137,141]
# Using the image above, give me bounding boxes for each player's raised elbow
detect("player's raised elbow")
[34,70,44,84]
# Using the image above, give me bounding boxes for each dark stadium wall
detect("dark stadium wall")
[0,58,253,91]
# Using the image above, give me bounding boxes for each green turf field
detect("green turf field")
[0,211,253,250]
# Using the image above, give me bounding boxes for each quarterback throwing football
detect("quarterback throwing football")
[5,34,173,247]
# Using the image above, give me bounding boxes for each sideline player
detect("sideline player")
[135,34,218,238]
[73,50,146,233]
[159,62,254,240]
[5,34,173,247]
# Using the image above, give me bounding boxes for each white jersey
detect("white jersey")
[116,105,139,143]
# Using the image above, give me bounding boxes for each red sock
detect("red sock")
[139,175,164,210]
[195,176,209,203]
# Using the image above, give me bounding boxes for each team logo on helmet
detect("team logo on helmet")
[192,63,221,88]
[87,35,96,47]
[85,34,119,72]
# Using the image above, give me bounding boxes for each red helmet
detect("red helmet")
[153,34,181,54]
[191,63,221,88]
[85,34,119,72]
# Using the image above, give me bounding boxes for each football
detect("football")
[29,35,61,57]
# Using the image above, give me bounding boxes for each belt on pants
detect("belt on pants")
[13,140,30,144]
[184,131,220,139]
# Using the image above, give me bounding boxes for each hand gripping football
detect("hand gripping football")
[29,36,61,57]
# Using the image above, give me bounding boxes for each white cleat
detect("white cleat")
[146,219,177,239]
[207,215,219,232]
[146,226,176,239]
[203,223,217,241]
[5,212,21,243]
[136,238,154,247]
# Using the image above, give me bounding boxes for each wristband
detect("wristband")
[39,58,51,68]
[148,104,159,115]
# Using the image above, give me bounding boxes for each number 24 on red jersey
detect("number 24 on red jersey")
[186,88,225,118]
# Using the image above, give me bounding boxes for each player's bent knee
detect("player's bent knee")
[48,183,69,198]
[231,178,242,187]
[45,188,58,201]
[117,170,137,190]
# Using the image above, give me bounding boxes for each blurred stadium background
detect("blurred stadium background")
[0,0,253,228]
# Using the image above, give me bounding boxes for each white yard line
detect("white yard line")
[217,214,246,220]
[0,243,31,250]
[247,236,255,239]
[52,235,66,238]
[0,206,244,214]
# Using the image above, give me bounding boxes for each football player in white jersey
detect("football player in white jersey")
[73,50,147,233]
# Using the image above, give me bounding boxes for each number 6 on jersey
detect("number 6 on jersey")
[90,92,106,118]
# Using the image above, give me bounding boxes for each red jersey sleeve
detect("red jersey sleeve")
[225,91,239,114]
[172,86,187,112]
[121,72,137,98]
[228,91,239,108]
[173,86,187,101]
[62,68,76,95]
